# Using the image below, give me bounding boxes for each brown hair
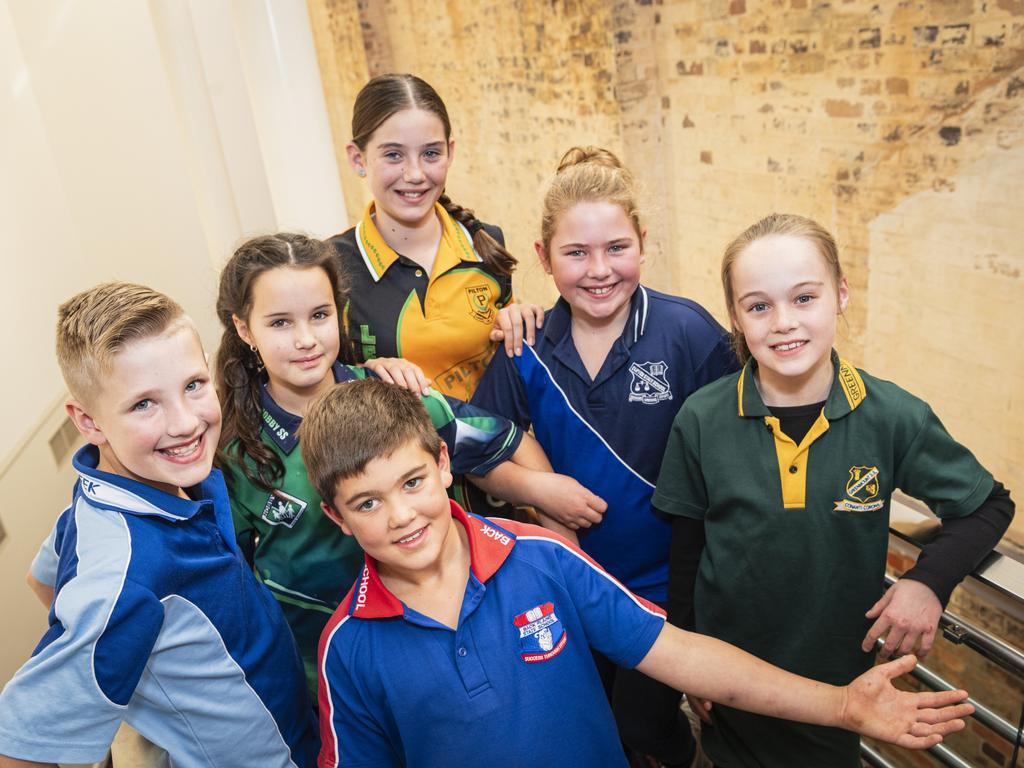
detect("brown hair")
[721,213,844,363]
[215,233,349,491]
[351,73,516,276]
[56,282,188,404]
[300,378,442,507]
[539,146,643,252]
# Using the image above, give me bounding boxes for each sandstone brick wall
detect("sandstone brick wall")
[308,0,1024,539]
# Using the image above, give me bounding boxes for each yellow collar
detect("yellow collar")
[353,202,481,283]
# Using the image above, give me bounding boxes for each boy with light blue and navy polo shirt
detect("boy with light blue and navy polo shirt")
[0,283,317,768]
[300,379,973,768]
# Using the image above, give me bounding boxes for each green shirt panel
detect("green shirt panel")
[652,357,992,767]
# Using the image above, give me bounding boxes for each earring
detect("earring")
[357,168,366,177]
[249,344,265,372]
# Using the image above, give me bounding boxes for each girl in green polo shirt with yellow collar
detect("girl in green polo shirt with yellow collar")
[654,213,1014,768]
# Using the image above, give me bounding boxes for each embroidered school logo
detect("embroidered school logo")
[628,361,673,404]
[833,466,885,512]
[261,489,308,527]
[514,602,567,663]
[465,285,495,324]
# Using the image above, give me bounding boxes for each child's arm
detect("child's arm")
[862,481,1014,658]
[25,571,54,608]
[489,303,544,357]
[468,432,607,537]
[0,756,56,768]
[636,624,972,749]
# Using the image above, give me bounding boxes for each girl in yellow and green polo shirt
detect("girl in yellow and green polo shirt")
[329,74,541,402]
[654,213,1014,768]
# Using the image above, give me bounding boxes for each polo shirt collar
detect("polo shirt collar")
[72,444,218,522]
[354,202,480,283]
[736,350,868,419]
[348,501,517,620]
[259,362,353,453]
[542,285,650,350]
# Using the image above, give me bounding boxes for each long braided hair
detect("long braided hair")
[351,73,516,277]
[214,233,348,491]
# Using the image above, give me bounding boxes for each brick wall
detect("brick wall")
[308,0,1024,539]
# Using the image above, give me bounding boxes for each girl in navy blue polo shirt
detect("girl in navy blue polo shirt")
[471,146,738,768]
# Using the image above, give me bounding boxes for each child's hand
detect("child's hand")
[364,357,431,395]
[684,693,714,724]
[839,654,972,749]
[861,579,942,658]
[490,304,544,357]
[532,473,607,530]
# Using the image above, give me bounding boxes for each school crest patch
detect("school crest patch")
[514,602,567,663]
[833,466,885,512]
[262,489,308,527]
[628,361,673,404]
[466,285,495,324]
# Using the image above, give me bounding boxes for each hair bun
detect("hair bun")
[556,146,624,173]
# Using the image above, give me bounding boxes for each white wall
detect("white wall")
[0,0,347,685]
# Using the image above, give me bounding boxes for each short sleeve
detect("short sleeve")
[318,631,401,768]
[895,402,993,520]
[470,347,532,431]
[422,390,522,476]
[652,403,708,520]
[30,520,61,587]
[549,537,666,669]
[0,508,164,764]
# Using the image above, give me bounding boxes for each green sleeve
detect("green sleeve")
[652,403,709,520]
[894,400,993,520]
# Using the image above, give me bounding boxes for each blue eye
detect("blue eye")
[423,149,442,160]
[795,294,813,304]
[404,477,423,491]
[357,498,378,512]
[133,399,152,412]
[185,379,201,393]
[384,151,402,162]
[749,302,768,313]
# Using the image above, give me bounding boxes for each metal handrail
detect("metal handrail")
[859,496,1024,766]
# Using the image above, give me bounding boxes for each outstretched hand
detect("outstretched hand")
[862,579,943,658]
[840,654,972,749]
[490,304,544,357]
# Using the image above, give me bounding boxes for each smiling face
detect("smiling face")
[728,234,849,405]
[539,200,644,332]
[348,108,454,232]
[324,439,456,582]
[71,325,221,497]
[233,266,340,416]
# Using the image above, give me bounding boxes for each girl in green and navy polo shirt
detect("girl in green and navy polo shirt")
[654,213,1014,768]
[213,234,588,697]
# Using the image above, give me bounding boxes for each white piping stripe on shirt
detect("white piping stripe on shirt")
[321,614,352,767]
[354,221,383,284]
[523,345,656,488]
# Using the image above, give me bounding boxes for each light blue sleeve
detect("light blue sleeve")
[0,503,161,765]
[29,517,61,586]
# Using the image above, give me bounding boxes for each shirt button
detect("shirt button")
[457,647,468,657]
[415,269,424,277]
[789,465,798,474]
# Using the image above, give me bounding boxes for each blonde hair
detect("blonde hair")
[539,146,643,251]
[56,282,187,403]
[300,379,442,507]
[721,213,844,363]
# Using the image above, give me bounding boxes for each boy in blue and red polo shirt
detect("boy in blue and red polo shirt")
[300,379,973,768]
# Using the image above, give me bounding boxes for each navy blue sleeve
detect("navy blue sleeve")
[422,390,522,476]
[470,347,532,431]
